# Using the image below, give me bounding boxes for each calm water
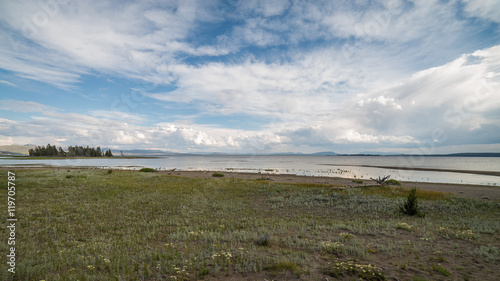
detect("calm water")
[1,155,499,186]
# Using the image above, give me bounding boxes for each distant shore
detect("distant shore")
[0,155,159,159]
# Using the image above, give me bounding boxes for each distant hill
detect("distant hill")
[310,151,339,156]
[423,152,500,157]
[0,145,36,155]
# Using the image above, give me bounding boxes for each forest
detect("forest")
[28,144,113,157]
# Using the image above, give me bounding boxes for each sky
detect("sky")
[0,0,499,154]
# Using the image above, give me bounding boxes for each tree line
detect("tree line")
[28,144,113,157]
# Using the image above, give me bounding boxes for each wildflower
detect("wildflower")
[104,258,110,264]
[257,235,270,246]
[396,222,412,231]
[339,232,354,240]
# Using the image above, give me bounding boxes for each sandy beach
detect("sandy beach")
[161,170,500,200]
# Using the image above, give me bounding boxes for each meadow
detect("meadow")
[1,168,499,280]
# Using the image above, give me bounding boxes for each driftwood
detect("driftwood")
[370,175,391,186]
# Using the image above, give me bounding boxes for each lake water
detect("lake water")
[1,155,499,186]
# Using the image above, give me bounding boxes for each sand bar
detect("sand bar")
[320,164,500,177]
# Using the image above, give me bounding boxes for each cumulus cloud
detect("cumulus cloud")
[357,95,402,111]
[0,101,284,152]
[348,45,500,147]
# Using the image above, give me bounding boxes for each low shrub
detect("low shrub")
[395,222,412,231]
[212,172,224,177]
[267,261,302,277]
[385,179,401,186]
[432,264,451,276]
[325,261,386,280]
[257,235,270,246]
[400,188,421,216]
[139,168,157,172]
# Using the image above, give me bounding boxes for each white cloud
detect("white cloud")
[0,0,499,153]
[0,99,57,113]
[239,0,290,17]
[0,80,17,87]
[88,110,146,123]
[348,45,500,145]
[357,95,402,111]
[462,0,500,23]
[0,0,224,87]
[0,136,14,146]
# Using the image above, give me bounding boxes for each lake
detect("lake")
[1,155,499,186]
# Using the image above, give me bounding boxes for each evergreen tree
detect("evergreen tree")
[58,147,65,157]
[28,144,109,157]
[105,149,113,157]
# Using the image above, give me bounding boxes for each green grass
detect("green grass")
[385,179,401,186]
[0,168,499,280]
[211,172,224,177]
[266,260,302,278]
[432,264,451,276]
[139,167,157,172]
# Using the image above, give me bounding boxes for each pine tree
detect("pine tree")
[58,147,65,157]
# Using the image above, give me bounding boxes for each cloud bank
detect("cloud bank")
[0,0,499,153]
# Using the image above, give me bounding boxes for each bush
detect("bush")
[370,175,391,186]
[139,168,157,173]
[400,188,421,216]
[257,235,270,246]
[212,172,224,177]
[385,179,401,186]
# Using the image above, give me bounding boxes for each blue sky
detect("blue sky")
[1,0,499,154]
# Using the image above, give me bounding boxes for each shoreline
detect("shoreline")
[320,163,500,177]
[2,166,499,200]
[161,170,500,200]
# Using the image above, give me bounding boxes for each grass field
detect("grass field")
[1,168,499,280]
